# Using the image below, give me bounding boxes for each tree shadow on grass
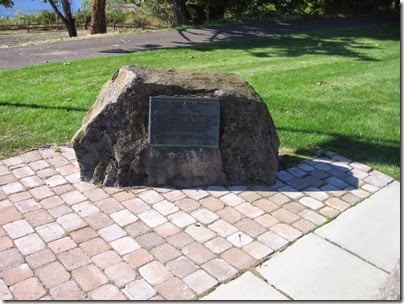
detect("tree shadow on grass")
[98,16,398,60]
[0,102,87,112]
[186,23,399,62]
[277,126,400,174]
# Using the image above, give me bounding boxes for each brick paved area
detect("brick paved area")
[0,146,394,300]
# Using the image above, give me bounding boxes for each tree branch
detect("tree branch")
[47,0,67,24]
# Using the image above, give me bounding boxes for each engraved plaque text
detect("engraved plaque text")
[149,96,220,147]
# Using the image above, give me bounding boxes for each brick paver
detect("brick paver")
[88,283,126,300]
[135,232,165,250]
[221,248,255,270]
[122,279,156,300]
[4,219,34,239]
[35,261,70,289]
[185,224,216,243]
[9,277,46,300]
[139,261,173,285]
[72,264,108,292]
[48,236,77,254]
[0,147,394,300]
[98,224,127,242]
[1,263,33,286]
[202,258,238,282]
[166,256,197,278]
[104,262,137,288]
[204,236,232,254]
[80,238,110,257]
[235,218,266,237]
[49,280,86,300]
[25,249,56,270]
[58,247,90,270]
[110,236,140,255]
[0,279,13,300]
[14,233,45,255]
[139,209,168,228]
[183,269,218,294]
[242,241,273,259]
[92,250,122,270]
[156,276,195,300]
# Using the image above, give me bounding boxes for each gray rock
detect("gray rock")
[72,66,279,188]
[377,259,400,300]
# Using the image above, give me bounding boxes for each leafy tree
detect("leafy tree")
[0,0,13,7]
[0,0,77,37]
[323,0,399,14]
[82,0,125,25]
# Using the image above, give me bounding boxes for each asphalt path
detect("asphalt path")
[0,15,399,70]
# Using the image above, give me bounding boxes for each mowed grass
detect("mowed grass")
[0,24,400,179]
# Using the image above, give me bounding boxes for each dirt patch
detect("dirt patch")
[0,27,163,48]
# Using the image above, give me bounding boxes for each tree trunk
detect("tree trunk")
[91,0,106,34]
[172,0,189,26]
[65,17,77,37]
[61,0,77,37]
[47,0,77,37]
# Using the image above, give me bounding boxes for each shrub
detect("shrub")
[138,0,176,26]
[36,10,58,24]
[106,10,128,24]
[74,11,91,28]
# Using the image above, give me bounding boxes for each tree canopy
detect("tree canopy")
[0,0,399,30]
[0,0,13,7]
[0,0,78,37]
[137,0,400,26]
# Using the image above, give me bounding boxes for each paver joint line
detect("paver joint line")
[0,146,397,300]
[315,234,391,275]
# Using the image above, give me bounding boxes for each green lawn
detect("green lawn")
[0,24,400,180]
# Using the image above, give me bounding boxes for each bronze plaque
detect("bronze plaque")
[149,96,220,147]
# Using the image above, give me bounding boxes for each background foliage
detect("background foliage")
[0,0,400,27]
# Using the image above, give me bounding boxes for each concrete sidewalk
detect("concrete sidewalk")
[203,181,400,300]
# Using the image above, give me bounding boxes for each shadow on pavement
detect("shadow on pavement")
[152,158,359,192]
[99,19,398,61]
[100,43,162,54]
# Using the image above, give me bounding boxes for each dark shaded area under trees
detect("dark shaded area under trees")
[0,0,399,36]
[168,0,400,25]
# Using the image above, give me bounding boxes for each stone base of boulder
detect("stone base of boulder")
[377,259,400,300]
[72,66,280,188]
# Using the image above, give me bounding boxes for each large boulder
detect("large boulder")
[72,65,280,188]
[377,259,400,300]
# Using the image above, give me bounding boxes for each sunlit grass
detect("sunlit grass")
[0,24,399,179]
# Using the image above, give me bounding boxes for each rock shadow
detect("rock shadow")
[150,156,359,193]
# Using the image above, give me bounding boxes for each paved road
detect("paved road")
[0,15,399,70]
